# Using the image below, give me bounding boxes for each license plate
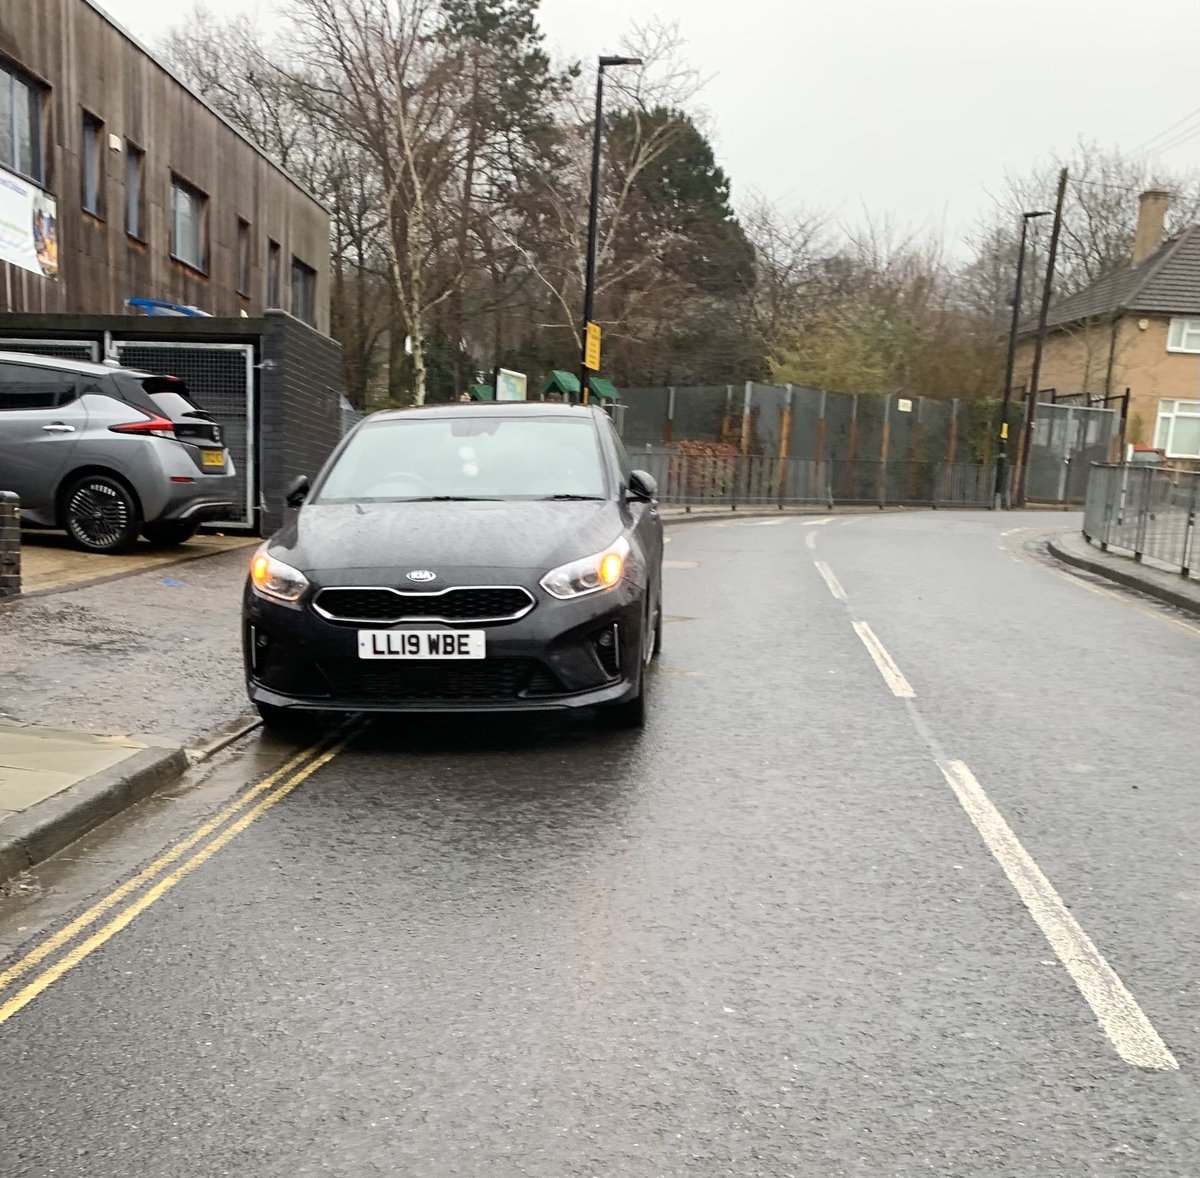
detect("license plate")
[358,630,485,660]
[201,450,225,468]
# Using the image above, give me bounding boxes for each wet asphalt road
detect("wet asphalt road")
[3,512,1200,1176]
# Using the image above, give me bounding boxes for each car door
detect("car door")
[0,360,87,518]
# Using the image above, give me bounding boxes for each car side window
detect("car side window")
[0,362,80,412]
[605,419,632,485]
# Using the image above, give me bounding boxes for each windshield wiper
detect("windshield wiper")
[407,495,502,502]
[541,494,604,501]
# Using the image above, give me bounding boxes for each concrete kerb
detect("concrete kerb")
[1047,533,1200,620]
[0,746,188,882]
[0,713,263,884]
[660,505,914,526]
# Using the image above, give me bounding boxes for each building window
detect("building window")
[0,62,44,184]
[126,143,144,239]
[267,240,281,308]
[237,218,251,295]
[1166,318,1200,354]
[171,175,208,272]
[1154,400,1200,459]
[82,112,104,217]
[291,256,316,325]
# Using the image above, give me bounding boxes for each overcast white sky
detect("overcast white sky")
[98,0,1200,249]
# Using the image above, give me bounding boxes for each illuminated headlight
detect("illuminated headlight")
[250,548,309,604]
[541,535,630,600]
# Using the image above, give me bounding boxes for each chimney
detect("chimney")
[1132,188,1170,266]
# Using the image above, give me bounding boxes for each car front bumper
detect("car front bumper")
[243,578,646,714]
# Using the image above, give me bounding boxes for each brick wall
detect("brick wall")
[259,311,344,534]
[0,492,20,599]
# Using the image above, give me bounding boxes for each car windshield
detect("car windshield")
[315,415,608,502]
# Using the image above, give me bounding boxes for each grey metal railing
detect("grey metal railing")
[634,450,1000,510]
[1083,464,1200,579]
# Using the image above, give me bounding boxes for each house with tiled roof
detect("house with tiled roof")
[1016,189,1200,460]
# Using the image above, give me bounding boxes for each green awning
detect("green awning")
[587,378,619,401]
[468,383,494,401]
[543,370,581,396]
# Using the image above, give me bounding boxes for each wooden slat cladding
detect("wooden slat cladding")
[0,0,330,331]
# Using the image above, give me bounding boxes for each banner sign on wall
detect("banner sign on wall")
[0,167,58,279]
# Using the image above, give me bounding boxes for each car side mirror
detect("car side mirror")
[285,475,310,508]
[627,470,657,502]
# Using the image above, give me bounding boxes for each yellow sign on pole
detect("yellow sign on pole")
[584,321,602,372]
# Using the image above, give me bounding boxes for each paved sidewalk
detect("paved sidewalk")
[0,545,256,880]
[0,721,187,880]
[1047,529,1200,619]
[18,532,255,596]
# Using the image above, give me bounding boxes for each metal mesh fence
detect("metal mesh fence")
[620,386,671,446]
[637,449,995,509]
[1083,464,1200,579]
[0,339,100,362]
[115,342,255,527]
[617,384,1109,505]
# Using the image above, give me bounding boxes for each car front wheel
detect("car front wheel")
[62,474,142,554]
[602,599,657,730]
[254,700,310,734]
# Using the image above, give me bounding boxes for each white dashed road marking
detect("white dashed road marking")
[851,620,916,699]
[937,758,1179,1071]
[804,531,818,551]
[814,560,848,603]
[797,538,1178,1069]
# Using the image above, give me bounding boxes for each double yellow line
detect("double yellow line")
[0,732,349,1027]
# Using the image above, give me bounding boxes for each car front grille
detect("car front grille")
[318,659,559,703]
[313,586,534,624]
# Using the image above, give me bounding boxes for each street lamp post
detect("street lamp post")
[580,54,642,404]
[996,209,1051,507]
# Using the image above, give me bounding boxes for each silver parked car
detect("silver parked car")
[0,351,236,553]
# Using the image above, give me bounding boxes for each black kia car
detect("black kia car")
[243,402,663,729]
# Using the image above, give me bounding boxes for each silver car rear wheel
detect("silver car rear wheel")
[63,475,142,554]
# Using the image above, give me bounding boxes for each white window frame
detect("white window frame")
[170,175,208,273]
[82,112,103,217]
[1154,399,1200,459]
[1166,318,1200,354]
[125,142,144,240]
[1,62,44,184]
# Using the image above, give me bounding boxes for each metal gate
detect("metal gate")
[114,341,256,528]
[1024,402,1119,504]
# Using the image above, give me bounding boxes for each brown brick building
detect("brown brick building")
[0,0,330,332]
[1016,190,1200,459]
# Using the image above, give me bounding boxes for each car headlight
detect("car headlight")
[250,549,310,603]
[541,535,631,600]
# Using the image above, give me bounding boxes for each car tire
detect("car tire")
[254,701,309,734]
[142,521,200,548]
[62,474,142,554]
[604,680,646,729]
[602,608,652,730]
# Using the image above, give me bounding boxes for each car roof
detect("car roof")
[365,402,603,423]
[0,349,155,380]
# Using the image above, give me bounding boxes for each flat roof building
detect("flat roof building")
[0,0,330,332]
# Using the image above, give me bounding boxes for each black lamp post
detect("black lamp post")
[579,54,642,403]
[996,209,1051,506]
